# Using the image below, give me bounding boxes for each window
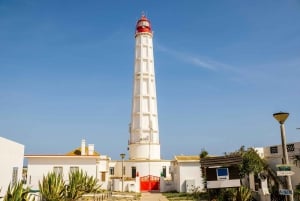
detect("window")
[162,166,166,177]
[12,167,18,185]
[270,146,278,154]
[101,172,106,182]
[287,144,295,152]
[109,167,115,175]
[123,167,126,175]
[53,166,63,175]
[70,166,79,173]
[131,167,136,178]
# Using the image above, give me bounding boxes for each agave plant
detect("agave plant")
[234,186,253,201]
[84,173,101,193]
[39,172,65,201]
[65,169,86,200]
[3,181,35,201]
[65,169,101,201]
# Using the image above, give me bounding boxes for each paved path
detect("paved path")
[140,192,169,201]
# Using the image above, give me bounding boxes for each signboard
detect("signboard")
[277,171,295,176]
[276,164,292,171]
[276,164,294,176]
[279,189,293,195]
[217,168,229,180]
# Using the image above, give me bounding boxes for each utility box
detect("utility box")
[185,180,195,193]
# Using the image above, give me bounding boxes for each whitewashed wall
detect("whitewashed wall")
[0,137,24,199]
[174,162,203,193]
[26,156,98,190]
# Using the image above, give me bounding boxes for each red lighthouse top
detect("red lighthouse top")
[135,15,152,35]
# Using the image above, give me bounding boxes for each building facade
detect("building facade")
[0,137,24,199]
[25,140,110,191]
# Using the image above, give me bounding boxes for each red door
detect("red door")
[140,175,160,191]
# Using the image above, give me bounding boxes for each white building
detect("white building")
[168,155,203,193]
[258,141,300,188]
[25,139,110,190]
[0,136,24,199]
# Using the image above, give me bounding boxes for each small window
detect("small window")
[132,167,136,178]
[101,172,106,182]
[162,166,166,177]
[70,166,79,173]
[12,167,18,185]
[270,146,278,154]
[287,144,295,152]
[109,167,114,175]
[53,166,63,175]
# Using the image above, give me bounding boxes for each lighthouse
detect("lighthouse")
[129,15,161,160]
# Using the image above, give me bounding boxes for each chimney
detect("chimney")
[88,144,94,155]
[81,139,86,155]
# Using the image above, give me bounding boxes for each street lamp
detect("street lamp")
[120,153,126,192]
[273,112,293,201]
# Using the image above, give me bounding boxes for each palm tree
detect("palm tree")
[3,181,35,201]
[39,172,65,201]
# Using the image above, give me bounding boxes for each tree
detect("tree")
[200,149,208,159]
[294,183,300,201]
[238,147,267,177]
[4,181,35,201]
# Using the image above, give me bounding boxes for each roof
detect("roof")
[200,155,243,167]
[25,146,100,158]
[65,147,100,156]
[174,155,200,162]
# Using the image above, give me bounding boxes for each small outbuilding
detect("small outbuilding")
[200,155,243,189]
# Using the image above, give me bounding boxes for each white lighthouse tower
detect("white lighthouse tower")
[129,15,161,160]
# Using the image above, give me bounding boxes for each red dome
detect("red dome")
[135,15,152,34]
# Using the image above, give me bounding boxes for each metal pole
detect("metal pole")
[122,158,124,192]
[120,153,125,192]
[280,123,294,201]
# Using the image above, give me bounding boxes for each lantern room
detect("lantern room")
[135,15,152,35]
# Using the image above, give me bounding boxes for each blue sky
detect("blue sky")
[1,1,300,160]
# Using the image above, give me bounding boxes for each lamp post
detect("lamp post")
[120,153,125,192]
[273,112,293,201]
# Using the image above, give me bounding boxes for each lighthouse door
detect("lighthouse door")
[140,175,160,191]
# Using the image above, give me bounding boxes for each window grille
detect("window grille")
[270,146,278,154]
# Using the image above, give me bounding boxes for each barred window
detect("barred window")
[70,166,79,173]
[109,167,114,175]
[53,166,63,175]
[270,146,278,154]
[12,167,18,185]
[287,144,295,152]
